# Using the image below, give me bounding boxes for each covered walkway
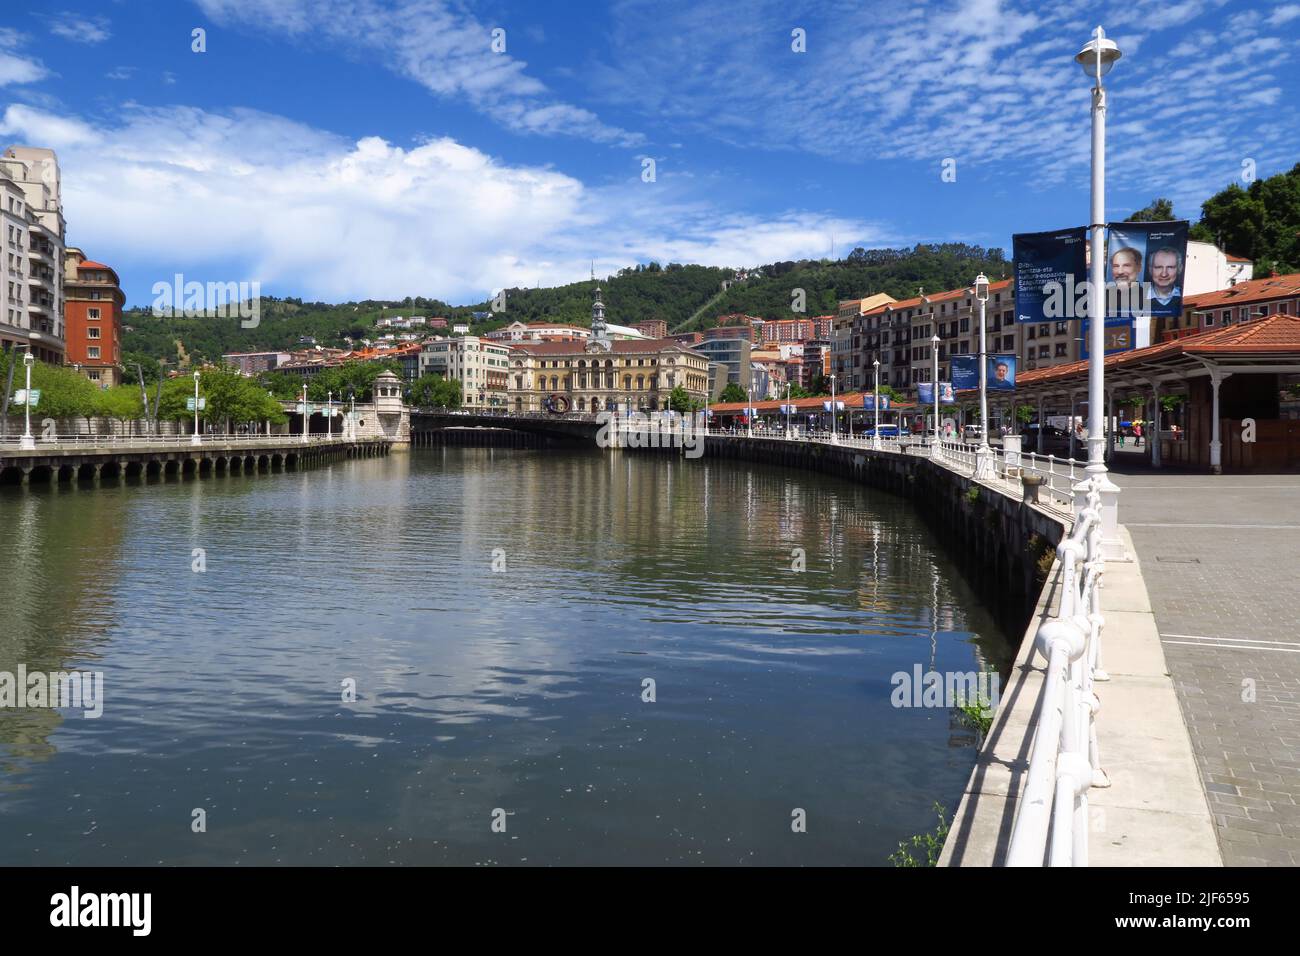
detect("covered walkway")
[1010,313,1300,473]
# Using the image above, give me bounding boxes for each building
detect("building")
[705,323,754,342]
[1163,272,1300,341]
[633,320,667,339]
[0,146,66,363]
[222,350,293,376]
[697,335,753,397]
[833,294,896,390]
[485,320,589,343]
[667,331,703,347]
[63,249,125,386]
[419,335,511,407]
[505,287,709,412]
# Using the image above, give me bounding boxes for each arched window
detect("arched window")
[636,375,644,390]
[623,375,632,390]
[578,397,586,410]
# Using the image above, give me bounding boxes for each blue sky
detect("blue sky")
[1,0,1297,307]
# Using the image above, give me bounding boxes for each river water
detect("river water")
[0,448,1017,865]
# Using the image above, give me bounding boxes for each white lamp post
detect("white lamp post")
[785,380,793,439]
[327,390,334,439]
[974,274,994,478]
[301,382,309,445]
[931,334,941,456]
[1075,25,1124,557]
[19,350,35,450]
[872,358,881,450]
[746,381,753,438]
[190,370,202,445]
[830,373,838,444]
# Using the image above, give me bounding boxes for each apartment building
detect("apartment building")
[419,335,511,407]
[0,146,66,363]
[833,294,895,391]
[64,248,125,386]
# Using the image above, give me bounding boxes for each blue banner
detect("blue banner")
[989,354,1016,391]
[1014,227,1087,323]
[1080,318,1135,358]
[1106,221,1189,319]
[918,382,955,405]
[951,355,978,390]
[861,394,890,410]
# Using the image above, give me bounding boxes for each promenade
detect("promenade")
[1116,469,1300,865]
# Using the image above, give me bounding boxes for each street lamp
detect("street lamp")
[872,358,881,450]
[746,381,753,438]
[785,379,793,440]
[974,274,994,478]
[327,390,334,439]
[931,334,941,455]
[301,382,309,444]
[19,350,35,450]
[190,370,202,446]
[1075,25,1123,554]
[830,373,838,444]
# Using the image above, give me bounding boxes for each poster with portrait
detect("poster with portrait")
[988,354,1016,390]
[917,382,955,405]
[1105,221,1189,318]
[1013,227,1087,323]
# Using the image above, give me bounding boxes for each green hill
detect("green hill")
[122,243,1008,369]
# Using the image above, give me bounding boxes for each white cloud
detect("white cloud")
[105,67,136,81]
[1268,3,1300,24]
[194,0,644,146]
[0,103,884,302]
[48,12,112,45]
[0,29,50,86]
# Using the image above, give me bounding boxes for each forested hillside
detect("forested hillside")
[122,243,1010,369]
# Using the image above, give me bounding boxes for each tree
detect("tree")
[1195,163,1300,272]
[1125,198,1175,222]
[718,382,747,403]
[667,385,694,413]
[407,373,462,409]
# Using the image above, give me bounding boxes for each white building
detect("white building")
[0,146,66,363]
[419,335,511,407]
[1185,240,1252,296]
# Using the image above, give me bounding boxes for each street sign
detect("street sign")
[13,388,40,408]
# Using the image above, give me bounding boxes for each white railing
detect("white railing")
[1006,479,1109,866]
[0,433,357,450]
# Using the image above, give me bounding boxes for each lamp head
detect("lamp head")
[1075,26,1121,82]
[193,370,200,381]
[974,273,990,302]
[23,350,34,367]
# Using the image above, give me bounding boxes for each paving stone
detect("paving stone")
[1120,471,1300,865]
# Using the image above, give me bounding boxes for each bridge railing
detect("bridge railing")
[1005,478,1109,866]
[0,433,357,450]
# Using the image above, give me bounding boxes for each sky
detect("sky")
[1,0,1297,308]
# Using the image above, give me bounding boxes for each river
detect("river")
[0,447,1017,865]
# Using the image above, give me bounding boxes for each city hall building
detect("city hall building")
[506,288,709,413]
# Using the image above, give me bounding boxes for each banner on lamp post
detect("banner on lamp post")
[861,394,890,410]
[917,382,955,405]
[1013,227,1088,323]
[1105,220,1189,319]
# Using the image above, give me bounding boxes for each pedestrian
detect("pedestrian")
[1133,422,1143,447]
[1117,426,1125,447]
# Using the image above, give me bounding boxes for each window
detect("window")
[959,318,969,332]
[1055,343,1067,357]
[88,327,100,339]
[1056,321,1068,334]
[1038,345,1050,359]
[88,347,100,359]
[1027,326,1036,340]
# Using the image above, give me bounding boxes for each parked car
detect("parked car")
[863,424,905,438]
[1021,424,1072,455]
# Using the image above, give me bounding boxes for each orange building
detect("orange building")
[63,248,124,386]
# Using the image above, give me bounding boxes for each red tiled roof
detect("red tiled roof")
[1225,254,1251,263]
[1182,272,1300,310]
[710,392,917,413]
[507,339,700,356]
[1012,313,1300,389]
[78,260,112,271]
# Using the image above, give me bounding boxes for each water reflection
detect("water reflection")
[0,448,1015,865]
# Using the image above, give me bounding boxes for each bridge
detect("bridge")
[410,408,604,444]
[0,433,391,484]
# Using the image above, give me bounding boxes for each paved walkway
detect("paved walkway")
[1115,469,1300,866]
